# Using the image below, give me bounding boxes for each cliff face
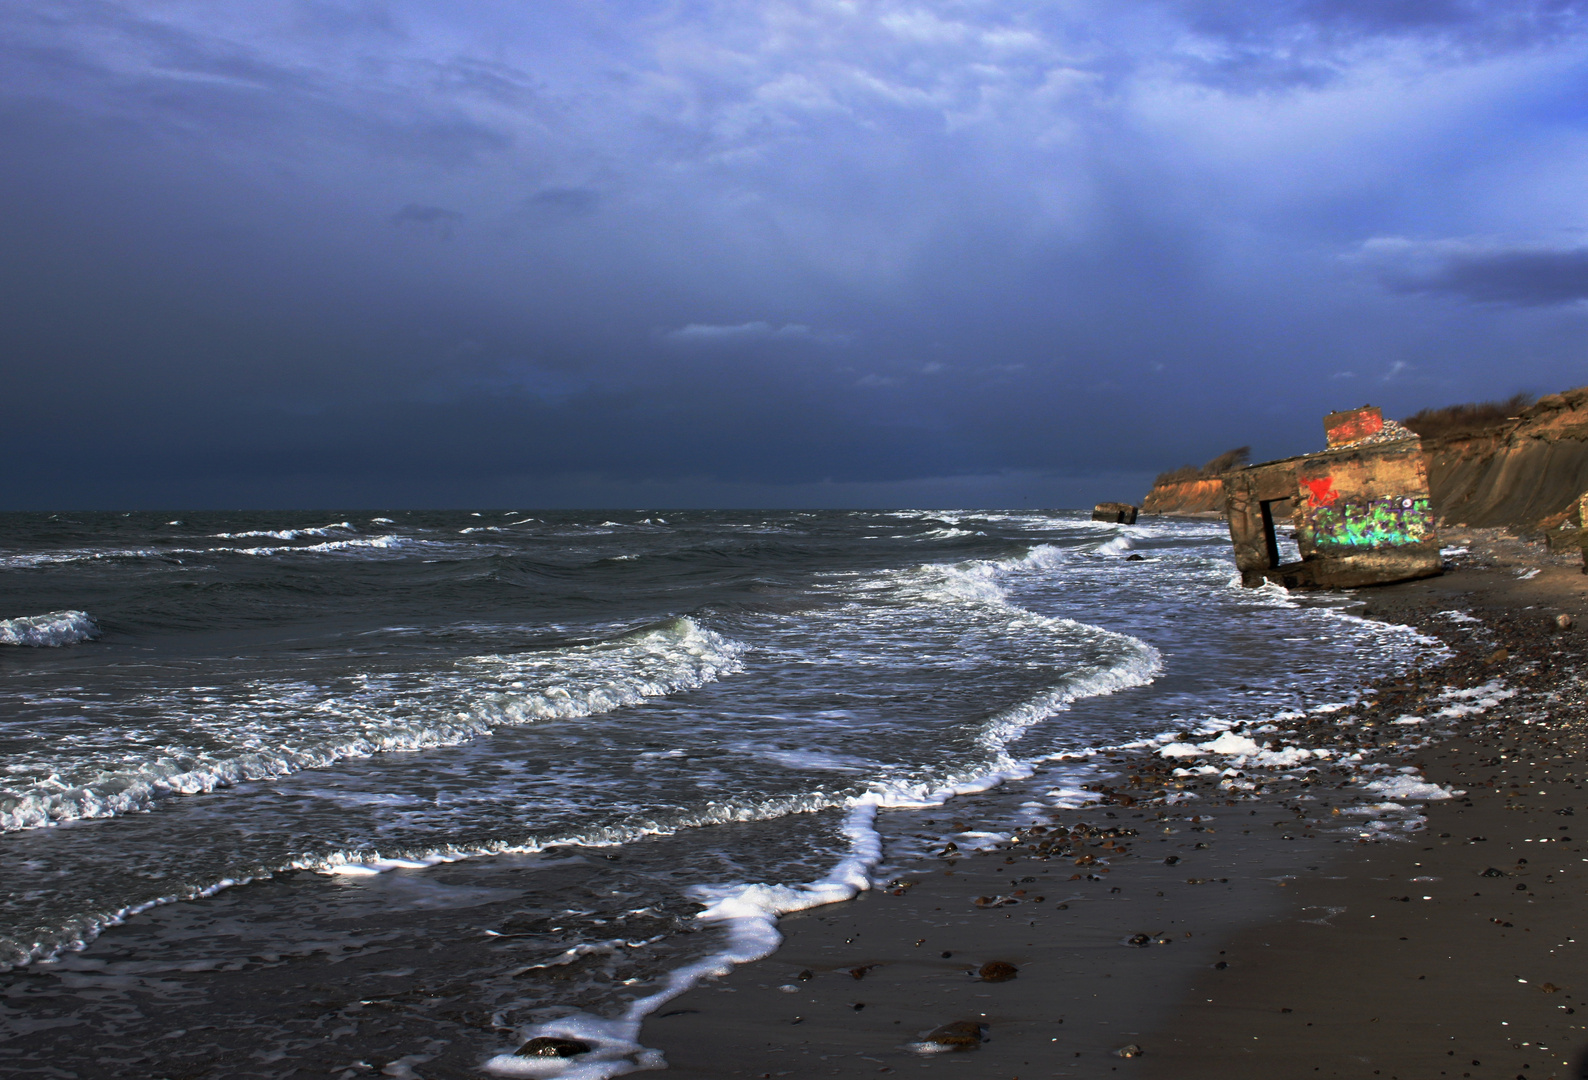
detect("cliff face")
[1140,478,1226,515]
[1140,385,1588,527]
[1423,386,1588,529]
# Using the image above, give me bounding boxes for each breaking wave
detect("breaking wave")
[0,611,99,647]
[210,521,355,540]
[0,535,429,568]
[486,546,1162,1077]
[0,618,744,833]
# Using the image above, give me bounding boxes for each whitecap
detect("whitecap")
[211,522,355,540]
[0,611,99,647]
[0,617,745,833]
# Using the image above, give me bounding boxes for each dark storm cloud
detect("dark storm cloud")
[1431,249,1588,306]
[1167,0,1588,88]
[0,3,514,166]
[1179,0,1588,44]
[3,1,1588,508]
[1368,241,1588,306]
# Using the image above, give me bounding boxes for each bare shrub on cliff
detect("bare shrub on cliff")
[1402,394,1533,440]
[1200,446,1250,475]
[1153,446,1250,487]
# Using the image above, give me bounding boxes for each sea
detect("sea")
[0,510,1435,1077]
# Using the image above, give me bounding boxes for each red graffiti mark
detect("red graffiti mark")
[1302,476,1339,506]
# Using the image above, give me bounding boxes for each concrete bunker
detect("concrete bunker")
[1092,502,1139,524]
[1223,406,1442,589]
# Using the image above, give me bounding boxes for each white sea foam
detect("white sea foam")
[484,786,982,1075]
[481,664,1155,1078]
[486,545,1163,1078]
[228,535,409,556]
[0,535,431,568]
[0,513,1445,988]
[1158,730,1326,769]
[10,874,258,972]
[1439,679,1514,702]
[0,611,99,647]
[1364,775,1464,801]
[1202,732,1261,756]
[211,522,354,540]
[0,618,745,833]
[878,543,1163,771]
[2,786,861,971]
[909,527,981,540]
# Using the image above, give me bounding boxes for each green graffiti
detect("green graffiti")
[1305,495,1433,550]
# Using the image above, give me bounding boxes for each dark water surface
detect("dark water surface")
[0,510,1432,1076]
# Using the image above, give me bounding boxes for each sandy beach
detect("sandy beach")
[645,528,1588,1080]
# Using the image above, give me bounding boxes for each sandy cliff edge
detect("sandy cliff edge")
[1140,384,1588,531]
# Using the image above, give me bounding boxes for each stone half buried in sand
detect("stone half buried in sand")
[977,960,1018,982]
[1092,502,1139,524]
[902,1020,988,1053]
[514,1037,593,1059]
[1223,405,1443,590]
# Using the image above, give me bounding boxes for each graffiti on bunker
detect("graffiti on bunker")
[1324,410,1384,446]
[1300,476,1339,506]
[1303,494,1434,549]
[1225,406,1441,588]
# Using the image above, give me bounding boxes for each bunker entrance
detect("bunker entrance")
[1258,499,1283,570]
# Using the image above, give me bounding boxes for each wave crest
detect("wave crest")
[0,611,99,647]
[0,617,744,833]
[211,522,355,540]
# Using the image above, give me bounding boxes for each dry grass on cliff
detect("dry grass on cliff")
[1402,393,1533,440]
[1153,446,1250,486]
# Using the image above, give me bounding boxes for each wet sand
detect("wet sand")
[646,529,1588,1079]
[1142,533,1588,1080]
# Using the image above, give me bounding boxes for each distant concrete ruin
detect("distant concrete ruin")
[1223,406,1442,589]
[1092,502,1139,524]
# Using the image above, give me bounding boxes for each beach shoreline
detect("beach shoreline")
[3,521,1582,1079]
[642,528,1588,1079]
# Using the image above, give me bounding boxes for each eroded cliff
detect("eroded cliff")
[1140,478,1227,515]
[1140,447,1249,516]
[1419,386,1588,530]
[1140,387,1588,529]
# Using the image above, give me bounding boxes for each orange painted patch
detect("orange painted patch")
[1326,412,1383,445]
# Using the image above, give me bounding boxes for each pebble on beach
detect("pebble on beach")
[978,960,1018,982]
[904,1020,988,1053]
[514,1036,592,1058]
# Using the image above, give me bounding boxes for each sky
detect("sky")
[3,1,1587,509]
